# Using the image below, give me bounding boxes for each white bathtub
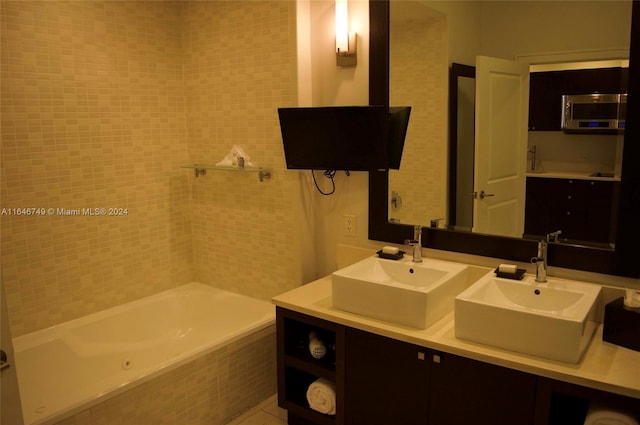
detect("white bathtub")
[13,282,275,425]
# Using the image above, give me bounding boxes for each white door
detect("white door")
[473,56,529,238]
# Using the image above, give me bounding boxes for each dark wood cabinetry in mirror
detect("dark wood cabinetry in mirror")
[529,67,628,131]
[368,0,640,278]
[524,177,620,245]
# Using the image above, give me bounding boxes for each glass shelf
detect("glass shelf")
[181,164,272,181]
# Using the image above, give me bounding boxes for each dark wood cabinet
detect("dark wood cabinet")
[277,309,536,425]
[529,71,567,131]
[525,177,620,244]
[277,307,345,425]
[344,328,430,425]
[528,67,628,132]
[277,308,637,425]
[428,352,537,425]
[549,178,589,240]
[563,68,625,95]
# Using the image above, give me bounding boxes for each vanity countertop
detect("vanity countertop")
[526,171,621,181]
[272,274,640,400]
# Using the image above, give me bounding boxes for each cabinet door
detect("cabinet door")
[621,68,629,93]
[524,177,554,237]
[549,179,588,240]
[344,328,429,425]
[529,71,566,131]
[585,180,618,243]
[564,68,623,95]
[428,352,536,425]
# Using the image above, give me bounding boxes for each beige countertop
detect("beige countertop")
[526,171,621,181]
[272,274,640,400]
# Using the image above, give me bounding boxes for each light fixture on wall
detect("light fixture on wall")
[335,0,357,66]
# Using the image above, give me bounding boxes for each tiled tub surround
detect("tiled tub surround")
[0,0,193,336]
[1,0,301,338]
[14,283,276,425]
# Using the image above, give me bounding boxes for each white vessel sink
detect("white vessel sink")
[455,273,601,363]
[331,256,468,329]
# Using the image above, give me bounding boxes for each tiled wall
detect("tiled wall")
[1,1,300,336]
[181,1,303,300]
[388,11,448,225]
[1,1,192,336]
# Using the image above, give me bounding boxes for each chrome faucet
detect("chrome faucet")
[534,239,547,283]
[547,230,562,243]
[404,225,423,263]
[533,230,562,283]
[528,145,537,171]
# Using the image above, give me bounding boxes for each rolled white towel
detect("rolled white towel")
[584,404,639,425]
[306,378,336,415]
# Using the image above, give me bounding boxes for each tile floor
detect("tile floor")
[227,394,288,425]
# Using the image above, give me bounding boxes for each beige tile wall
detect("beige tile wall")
[181,0,303,300]
[1,1,193,336]
[388,12,448,225]
[1,0,300,336]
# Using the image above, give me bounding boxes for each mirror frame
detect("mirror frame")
[448,63,476,229]
[368,0,640,278]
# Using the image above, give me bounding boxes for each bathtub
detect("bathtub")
[13,282,276,425]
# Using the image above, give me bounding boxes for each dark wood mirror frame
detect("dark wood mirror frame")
[447,63,475,230]
[368,0,640,278]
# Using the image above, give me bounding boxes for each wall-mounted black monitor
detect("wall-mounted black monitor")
[388,106,411,169]
[278,106,389,171]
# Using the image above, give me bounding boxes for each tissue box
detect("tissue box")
[603,297,640,352]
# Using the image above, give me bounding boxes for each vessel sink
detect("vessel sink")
[331,256,468,329]
[455,273,601,363]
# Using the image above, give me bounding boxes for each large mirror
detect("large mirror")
[368,0,640,277]
[387,1,630,246]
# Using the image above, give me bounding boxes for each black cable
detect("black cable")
[312,170,336,195]
[311,170,351,195]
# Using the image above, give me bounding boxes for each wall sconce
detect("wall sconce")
[335,0,357,66]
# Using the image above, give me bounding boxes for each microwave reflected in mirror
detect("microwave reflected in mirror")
[562,93,626,132]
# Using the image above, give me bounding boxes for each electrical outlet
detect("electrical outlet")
[344,214,356,236]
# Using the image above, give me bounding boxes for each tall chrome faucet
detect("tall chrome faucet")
[534,230,562,283]
[534,239,548,283]
[405,225,423,263]
[528,145,537,171]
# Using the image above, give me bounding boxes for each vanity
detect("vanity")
[273,258,640,425]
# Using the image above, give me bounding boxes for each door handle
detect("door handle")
[469,191,495,199]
